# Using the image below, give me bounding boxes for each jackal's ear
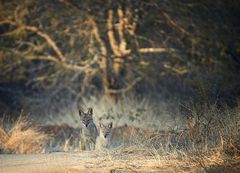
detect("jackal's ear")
[108,122,113,128]
[87,108,93,116]
[79,110,83,117]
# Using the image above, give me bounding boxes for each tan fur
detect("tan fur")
[79,108,98,150]
[95,122,113,150]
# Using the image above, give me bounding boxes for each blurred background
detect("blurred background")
[0,0,240,127]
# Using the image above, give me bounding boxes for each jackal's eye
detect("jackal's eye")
[82,119,87,124]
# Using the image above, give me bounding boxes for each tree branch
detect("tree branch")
[0,20,66,62]
[1,19,100,73]
[117,7,127,52]
[161,11,189,36]
[23,25,66,62]
[107,77,141,94]
[138,47,176,54]
[107,9,122,57]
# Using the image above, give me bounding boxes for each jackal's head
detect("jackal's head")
[99,122,113,138]
[79,108,93,127]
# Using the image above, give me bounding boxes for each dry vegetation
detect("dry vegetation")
[0,1,240,172]
[1,99,240,172]
[0,115,48,154]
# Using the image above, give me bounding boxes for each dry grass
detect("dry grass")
[92,147,199,173]
[0,116,48,153]
[1,98,240,172]
[106,101,240,172]
[180,103,240,172]
[80,95,181,132]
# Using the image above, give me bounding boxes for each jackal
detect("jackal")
[95,122,113,150]
[79,108,98,150]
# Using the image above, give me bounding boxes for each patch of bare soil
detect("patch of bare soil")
[0,150,202,173]
[2,146,240,173]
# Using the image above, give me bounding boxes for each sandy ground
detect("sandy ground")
[0,151,202,173]
[0,152,110,173]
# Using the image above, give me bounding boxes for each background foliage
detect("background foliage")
[0,0,240,117]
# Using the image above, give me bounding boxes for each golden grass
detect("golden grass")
[81,146,201,173]
[0,101,240,172]
[0,127,8,144]
[102,145,240,173]
[196,149,240,173]
[0,116,48,153]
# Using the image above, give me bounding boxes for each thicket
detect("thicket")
[0,0,239,116]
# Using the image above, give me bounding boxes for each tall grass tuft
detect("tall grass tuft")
[0,116,48,153]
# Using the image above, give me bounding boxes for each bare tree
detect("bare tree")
[0,1,176,100]
[2,0,235,102]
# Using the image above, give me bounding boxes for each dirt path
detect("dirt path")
[0,151,202,173]
[0,152,109,173]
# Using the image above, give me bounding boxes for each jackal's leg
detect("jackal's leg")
[80,132,86,151]
[86,139,92,150]
[80,138,86,150]
[89,141,95,150]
